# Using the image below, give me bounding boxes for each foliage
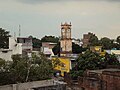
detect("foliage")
[52,42,86,55]
[100,37,113,49]
[87,32,120,50]
[72,42,86,54]
[70,50,120,79]
[31,36,42,49]
[89,34,100,46]
[69,70,84,80]
[0,28,11,49]
[0,53,53,85]
[41,35,59,43]
[116,36,120,44]
[52,42,60,56]
[0,58,5,68]
[116,36,120,49]
[29,52,53,81]
[104,53,120,65]
[29,35,59,49]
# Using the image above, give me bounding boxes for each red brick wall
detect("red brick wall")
[102,71,120,90]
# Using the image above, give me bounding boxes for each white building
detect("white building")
[41,42,56,58]
[17,37,32,51]
[0,36,32,61]
[72,38,83,46]
[0,37,22,61]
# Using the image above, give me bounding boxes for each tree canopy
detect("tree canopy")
[41,35,59,43]
[116,36,120,44]
[87,32,120,50]
[0,28,11,49]
[100,37,112,49]
[29,36,42,49]
[72,42,86,54]
[52,42,60,56]
[28,35,59,49]
[89,34,100,46]
[70,50,120,79]
[0,53,53,85]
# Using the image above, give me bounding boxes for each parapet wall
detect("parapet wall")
[0,79,66,90]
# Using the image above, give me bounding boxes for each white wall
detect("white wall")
[0,50,13,61]
[0,37,22,61]
[0,80,66,90]
[41,47,54,57]
[9,37,22,54]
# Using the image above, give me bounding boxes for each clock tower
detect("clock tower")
[60,22,72,57]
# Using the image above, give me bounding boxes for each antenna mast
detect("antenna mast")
[14,32,16,38]
[19,25,21,37]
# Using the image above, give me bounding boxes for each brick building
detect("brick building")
[78,69,120,90]
[82,33,90,48]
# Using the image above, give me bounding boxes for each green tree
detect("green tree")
[76,51,102,70]
[104,53,119,65]
[0,58,5,66]
[0,53,54,85]
[89,33,100,46]
[116,36,120,49]
[11,54,28,83]
[100,37,112,49]
[116,36,120,44]
[52,42,86,55]
[0,28,11,49]
[72,42,86,54]
[29,36,42,49]
[29,52,53,81]
[70,50,120,79]
[41,35,59,43]
[52,42,60,56]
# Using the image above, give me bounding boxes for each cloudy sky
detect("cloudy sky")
[0,0,120,39]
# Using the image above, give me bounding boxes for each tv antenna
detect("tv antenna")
[19,25,21,37]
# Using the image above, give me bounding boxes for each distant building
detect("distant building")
[82,32,94,48]
[78,68,120,90]
[60,22,72,57]
[0,36,33,61]
[41,42,56,58]
[42,42,57,49]
[72,38,82,46]
[17,37,32,51]
[0,37,22,61]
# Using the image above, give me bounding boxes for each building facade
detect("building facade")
[17,37,32,51]
[78,69,120,90]
[41,42,56,58]
[0,37,22,61]
[0,37,33,61]
[82,33,90,47]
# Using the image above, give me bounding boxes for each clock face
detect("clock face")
[62,29,65,32]
[67,29,70,32]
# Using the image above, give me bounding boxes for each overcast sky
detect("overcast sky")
[0,0,120,39]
